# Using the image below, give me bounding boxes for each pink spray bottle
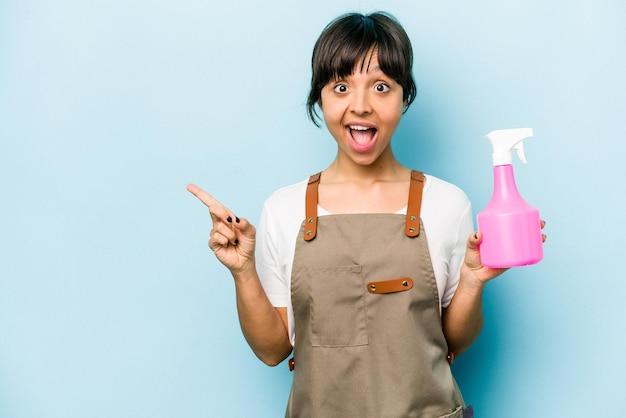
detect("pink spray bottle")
[476,128,543,268]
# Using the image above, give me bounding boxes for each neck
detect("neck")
[324,152,408,184]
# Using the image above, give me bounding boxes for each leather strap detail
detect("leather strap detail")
[367,277,413,294]
[405,170,425,237]
[304,173,321,241]
[304,170,424,240]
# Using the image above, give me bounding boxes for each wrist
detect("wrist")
[459,266,487,294]
[230,259,257,282]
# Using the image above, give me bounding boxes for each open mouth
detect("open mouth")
[347,125,378,152]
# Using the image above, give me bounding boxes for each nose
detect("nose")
[349,88,372,115]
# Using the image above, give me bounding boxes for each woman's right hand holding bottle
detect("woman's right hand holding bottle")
[186,184,256,275]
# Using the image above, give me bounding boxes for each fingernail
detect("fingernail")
[474,232,478,240]
[227,216,232,223]
[235,217,240,224]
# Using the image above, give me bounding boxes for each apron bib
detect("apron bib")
[286,171,467,418]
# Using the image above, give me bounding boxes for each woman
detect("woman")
[188,12,544,417]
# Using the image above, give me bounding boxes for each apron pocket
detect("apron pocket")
[307,264,368,347]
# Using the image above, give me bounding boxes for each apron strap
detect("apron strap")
[405,170,425,237]
[304,172,321,241]
[303,170,425,241]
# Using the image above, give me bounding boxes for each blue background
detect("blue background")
[1,1,624,417]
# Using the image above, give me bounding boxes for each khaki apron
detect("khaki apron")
[285,171,470,418]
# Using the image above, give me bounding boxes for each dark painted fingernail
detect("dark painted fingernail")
[234,239,239,245]
[474,232,478,240]
[227,216,232,223]
[235,217,240,224]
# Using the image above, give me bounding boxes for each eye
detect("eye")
[374,83,390,93]
[333,84,348,93]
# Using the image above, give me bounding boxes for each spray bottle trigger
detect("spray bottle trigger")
[513,142,527,164]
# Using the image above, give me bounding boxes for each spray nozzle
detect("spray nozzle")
[485,128,533,166]
[512,141,527,164]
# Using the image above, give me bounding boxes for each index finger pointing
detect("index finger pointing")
[186,183,236,223]
[186,183,219,209]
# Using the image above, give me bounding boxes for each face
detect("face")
[319,50,405,168]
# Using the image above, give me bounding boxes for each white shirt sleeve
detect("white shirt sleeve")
[256,199,290,308]
[420,175,474,309]
[256,180,307,345]
[441,201,474,307]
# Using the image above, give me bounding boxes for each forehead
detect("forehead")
[330,48,384,80]
[355,49,379,72]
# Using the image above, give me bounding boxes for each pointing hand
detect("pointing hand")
[187,184,256,273]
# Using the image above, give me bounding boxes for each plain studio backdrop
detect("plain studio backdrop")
[1,1,624,417]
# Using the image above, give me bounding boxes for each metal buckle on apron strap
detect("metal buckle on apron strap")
[367,277,413,294]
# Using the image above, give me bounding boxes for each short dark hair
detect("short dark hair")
[307,12,417,126]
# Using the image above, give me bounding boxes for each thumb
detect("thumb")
[463,231,483,270]
[467,231,482,251]
[464,231,509,279]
